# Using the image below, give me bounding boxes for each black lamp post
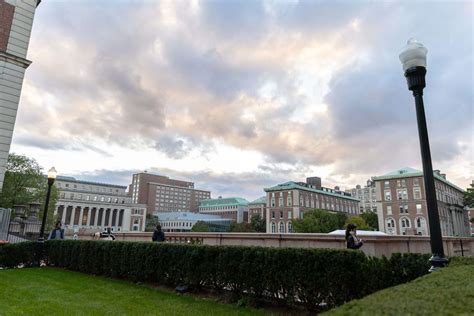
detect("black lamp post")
[38,167,57,242]
[399,39,448,271]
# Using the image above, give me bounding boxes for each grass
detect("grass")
[0,267,270,316]
[323,263,474,316]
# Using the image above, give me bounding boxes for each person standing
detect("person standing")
[48,221,64,240]
[152,224,165,242]
[345,223,363,249]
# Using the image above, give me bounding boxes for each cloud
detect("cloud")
[11,0,473,194]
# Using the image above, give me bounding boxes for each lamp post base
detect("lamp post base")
[429,255,449,272]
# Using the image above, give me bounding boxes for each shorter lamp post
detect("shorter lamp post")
[399,39,448,271]
[38,167,57,242]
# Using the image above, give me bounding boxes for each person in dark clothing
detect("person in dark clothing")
[152,224,165,242]
[100,227,115,240]
[48,221,64,240]
[346,223,363,249]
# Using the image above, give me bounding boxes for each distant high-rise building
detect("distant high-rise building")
[0,0,40,189]
[129,172,211,215]
[347,180,377,213]
[372,167,469,236]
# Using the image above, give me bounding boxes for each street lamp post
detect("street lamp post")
[38,167,57,242]
[399,39,448,271]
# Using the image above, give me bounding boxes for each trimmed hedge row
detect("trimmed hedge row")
[38,240,430,310]
[0,242,39,269]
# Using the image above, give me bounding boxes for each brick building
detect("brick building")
[264,177,360,233]
[247,196,266,223]
[0,0,40,189]
[54,176,146,232]
[198,197,249,223]
[373,167,469,236]
[129,172,211,215]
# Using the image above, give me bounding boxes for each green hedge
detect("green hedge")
[0,242,39,269]
[41,240,430,311]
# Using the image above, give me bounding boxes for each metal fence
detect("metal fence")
[0,207,43,243]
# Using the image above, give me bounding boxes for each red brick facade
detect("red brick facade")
[0,0,15,52]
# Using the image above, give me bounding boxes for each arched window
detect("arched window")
[287,222,293,233]
[271,222,276,233]
[400,217,411,228]
[385,217,396,235]
[415,216,427,236]
[279,222,285,233]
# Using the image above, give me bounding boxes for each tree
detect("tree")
[464,182,474,208]
[250,213,266,232]
[360,212,379,230]
[145,214,160,232]
[191,221,209,232]
[345,215,370,230]
[0,153,58,229]
[228,222,253,232]
[292,209,347,233]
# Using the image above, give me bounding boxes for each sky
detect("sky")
[11,0,473,201]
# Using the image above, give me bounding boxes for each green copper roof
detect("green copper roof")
[372,167,465,192]
[199,197,249,208]
[264,182,360,201]
[249,196,266,205]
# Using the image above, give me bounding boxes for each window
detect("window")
[300,195,304,206]
[305,196,309,207]
[397,189,408,200]
[271,222,276,233]
[279,222,285,233]
[280,211,283,219]
[413,178,420,186]
[400,217,411,228]
[271,211,275,219]
[387,206,392,215]
[287,194,292,206]
[271,196,275,207]
[278,196,283,207]
[287,222,293,233]
[400,205,409,214]
[384,181,390,188]
[288,211,292,219]
[413,188,421,200]
[416,204,422,214]
[384,190,391,201]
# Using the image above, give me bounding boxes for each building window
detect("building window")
[399,205,409,214]
[271,222,276,233]
[300,195,304,206]
[387,206,392,215]
[397,189,408,200]
[278,196,283,207]
[413,178,419,186]
[271,197,275,207]
[416,204,422,214]
[384,181,390,188]
[279,222,285,233]
[287,194,292,206]
[280,211,283,219]
[413,188,421,200]
[400,217,411,228]
[287,222,293,233]
[271,211,275,219]
[384,190,391,201]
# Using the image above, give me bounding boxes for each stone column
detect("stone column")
[61,205,66,225]
[78,207,84,228]
[94,208,99,227]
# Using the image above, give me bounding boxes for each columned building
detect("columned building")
[198,197,249,223]
[373,167,469,236]
[248,196,266,223]
[130,172,211,215]
[264,177,360,234]
[54,176,146,232]
[0,0,40,189]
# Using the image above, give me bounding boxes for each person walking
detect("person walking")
[48,221,64,240]
[345,223,363,249]
[152,224,165,242]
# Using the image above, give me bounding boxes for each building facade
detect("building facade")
[373,167,469,237]
[129,172,211,214]
[467,207,473,236]
[198,197,249,223]
[155,212,231,232]
[347,180,377,213]
[54,176,146,233]
[248,196,266,223]
[0,0,39,189]
[264,178,360,233]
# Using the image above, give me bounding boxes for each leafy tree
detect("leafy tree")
[250,213,266,232]
[292,209,347,233]
[191,220,209,232]
[345,215,370,230]
[464,182,474,208]
[145,214,160,232]
[0,153,58,229]
[360,212,379,230]
[228,222,254,232]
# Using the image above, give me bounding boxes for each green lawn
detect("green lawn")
[323,264,474,316]
[0,268,269,316]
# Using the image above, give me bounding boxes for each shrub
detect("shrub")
[0,242,39,268]
[43,241,431,311]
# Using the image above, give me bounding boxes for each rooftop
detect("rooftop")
[154,212,230,222]
[199,197,249,208]
[55,176,127,189]
[249,196,266,205]
[264,182,360,201]
[372,167,464,192]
